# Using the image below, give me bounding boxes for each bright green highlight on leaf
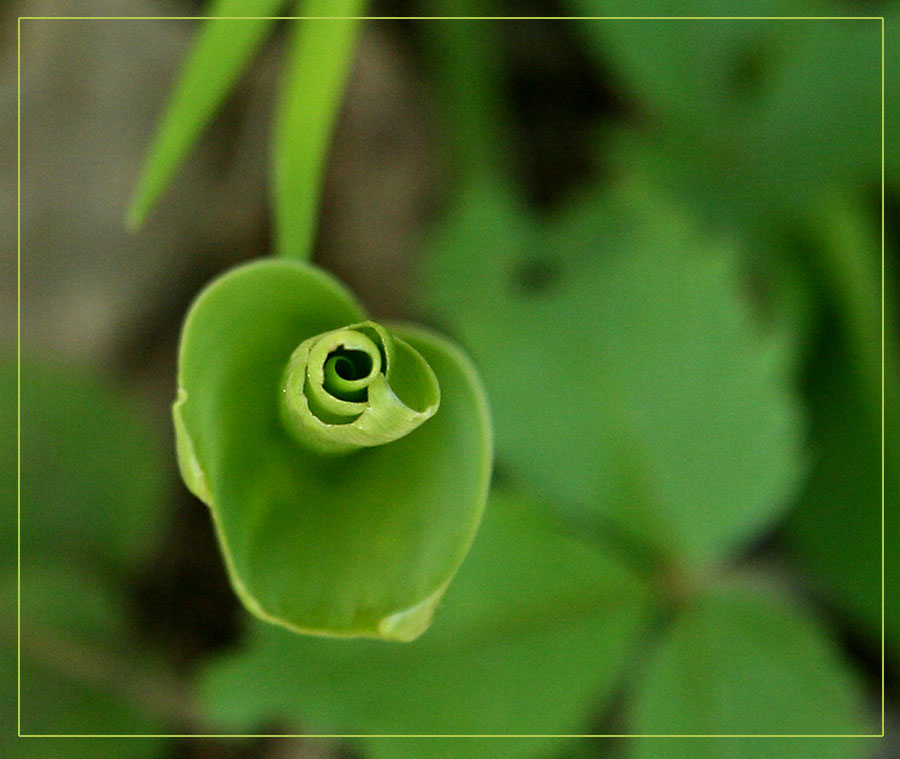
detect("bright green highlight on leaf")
[281,320,440,454]
[174,259,491,641]
[126,0,286,229]
[272,0,365,260]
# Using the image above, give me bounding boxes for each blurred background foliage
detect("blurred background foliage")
[3,0,896,757]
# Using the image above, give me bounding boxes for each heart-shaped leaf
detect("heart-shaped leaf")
[174,259,492,641]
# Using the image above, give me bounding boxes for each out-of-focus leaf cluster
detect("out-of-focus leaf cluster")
[2,360,172,756]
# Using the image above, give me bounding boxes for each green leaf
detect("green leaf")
[127,0,286,228]
[1,565,168,752]
[174,259,491,641]
[630,576,870,755]
[569,5,793,130]
[199,492,651,756]
[424,9,509,184]
[272,0,365,260]
[2,359,168,574]
[744,18,881,201]
[887,7,900,184]
[423,180,803,569]
[580,11,880,236]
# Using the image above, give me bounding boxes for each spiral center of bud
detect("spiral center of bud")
[327,349,373,381]
[323,347,376,402]
[280,320,440,454]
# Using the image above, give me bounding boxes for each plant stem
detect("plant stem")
[272,0,366,261]
[6,622,204,729]
[813,197,897,428]
[425,0,510,187]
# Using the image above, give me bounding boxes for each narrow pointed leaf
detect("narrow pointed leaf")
[174,259,491,641]
[272,0,365,260]
[127,0,285,228]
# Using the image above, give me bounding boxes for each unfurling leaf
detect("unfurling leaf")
[173,260,491,641]
[280,321,440,454]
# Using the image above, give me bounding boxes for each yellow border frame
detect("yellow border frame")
[16,12,886,742]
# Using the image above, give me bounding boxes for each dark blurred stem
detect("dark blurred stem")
[425,0,511,187]
[812,197,898,429]
[12,623,204,730]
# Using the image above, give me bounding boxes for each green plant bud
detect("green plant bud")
[280,321,440,455]
[173,259,491,641]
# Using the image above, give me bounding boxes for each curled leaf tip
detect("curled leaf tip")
[173,387,212,506]
[376,576,452,642]
[281,320,441,455]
